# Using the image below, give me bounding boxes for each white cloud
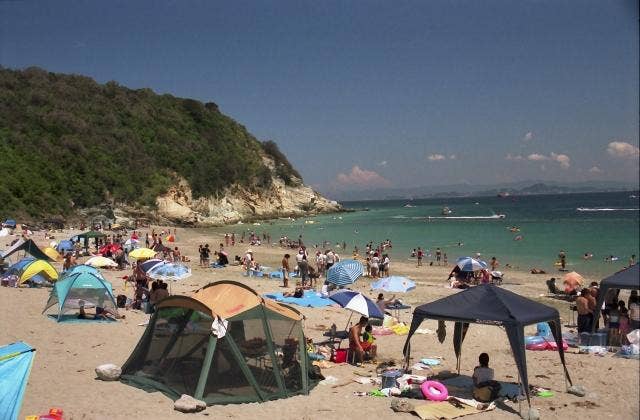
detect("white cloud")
[527,153,547,161]
[334,166,391,189]
[607,141,640,159]
[505,153,523,161]
[427,154,446,161]
[378,160,387,167]
[523,131,534,141]
[526,152,570,169]
[449,154,457,160]
[588,166,603,174]
[550,152,570,169]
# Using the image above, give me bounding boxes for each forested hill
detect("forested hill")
[0,66,303,218]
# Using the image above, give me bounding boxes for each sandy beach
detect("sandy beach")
[2,226,638,420]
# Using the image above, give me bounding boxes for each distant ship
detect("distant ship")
[497,192,510,198]
[441,206,453,215]
[403,203,415,208]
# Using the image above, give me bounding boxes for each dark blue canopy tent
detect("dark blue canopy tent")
[403,284,572,407]
[592,264,639,333]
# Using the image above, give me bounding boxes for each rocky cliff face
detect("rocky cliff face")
[154,178,340,226]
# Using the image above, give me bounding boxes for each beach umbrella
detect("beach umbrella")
[43,247,62,262]
[147,262,192,281]
[456,256,487,272]
[124,238,139,248]
[166,234,175,243]
[56,240,74,253]
[371,276,416,293]
[129,248,156,259]
[139,258,164,273]
[563,271,584,293]
[85,256,118,268]
[2,219,16,228]
[329,290,384,319]
[326,259,363,287]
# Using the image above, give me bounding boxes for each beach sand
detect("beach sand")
[2,227,637,419]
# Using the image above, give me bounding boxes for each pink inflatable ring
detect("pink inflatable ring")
[421,380,449,401]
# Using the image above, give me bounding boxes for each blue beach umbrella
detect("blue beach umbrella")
[147,262,192,281]
[329,290,384,319]
[3,219,16,228]
[371,276,416,293]
[56,240,74,253]
[140,259,164,273]
[326,259,363,287]
[456,256,487,272]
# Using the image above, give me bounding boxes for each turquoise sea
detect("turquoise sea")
[218,191,639,279]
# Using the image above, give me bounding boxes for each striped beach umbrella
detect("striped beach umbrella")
[139,258,164,273]
[329,290,384,319]
[456,256,487,272]
[326,259,363,287]
[371,276,416,293]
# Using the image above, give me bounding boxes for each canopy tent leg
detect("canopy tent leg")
[157,309,194,367]
[194,335,217,400]
[224,333,267,402]
[260,311,287,396]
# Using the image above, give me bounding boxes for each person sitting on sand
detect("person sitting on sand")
[360,324,377,360]
[376,293,396,315]
[349,316,376,364]
[283,283,304,298]
[78,299,124,320]
[472,353,501,402]
[530,268,546,274]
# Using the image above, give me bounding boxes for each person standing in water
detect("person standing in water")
[558,250,567,270]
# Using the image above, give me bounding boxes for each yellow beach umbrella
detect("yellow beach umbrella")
[85,256,118,268]
[129,247,156,259]
[43,247,62,262]
[20,260,58,284]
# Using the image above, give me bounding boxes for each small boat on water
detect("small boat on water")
[403,203,415,208]
[441,206,452,215]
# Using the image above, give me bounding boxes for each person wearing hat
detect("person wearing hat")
[244,249,254,276]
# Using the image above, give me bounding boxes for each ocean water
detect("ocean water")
[216,191,639,279]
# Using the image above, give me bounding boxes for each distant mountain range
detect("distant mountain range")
[329,180,639,201]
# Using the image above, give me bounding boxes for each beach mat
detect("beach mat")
[413,399,494,420]
[264,290,333,308]
[47,314,117,323]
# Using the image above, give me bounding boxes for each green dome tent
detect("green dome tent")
[42,271,117,322]
[120,280,317,405]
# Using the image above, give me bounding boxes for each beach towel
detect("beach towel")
[264,290,333,308]
[269,271,283,278]
[47,314,117,323]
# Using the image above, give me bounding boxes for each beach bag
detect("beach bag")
[473,386,493,402]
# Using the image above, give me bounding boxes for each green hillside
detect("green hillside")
[0,67,301,218]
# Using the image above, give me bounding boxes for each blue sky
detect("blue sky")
[1,0,638,196]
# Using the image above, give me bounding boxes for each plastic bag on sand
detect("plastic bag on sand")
[319,376,338,385]
[627,329,640,345]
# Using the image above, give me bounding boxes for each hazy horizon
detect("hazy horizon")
[1,1,638,195]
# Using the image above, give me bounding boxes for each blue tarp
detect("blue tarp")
[264,290,334,308]
[0,341,36,420]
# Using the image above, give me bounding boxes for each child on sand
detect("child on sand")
[472,353,501,402]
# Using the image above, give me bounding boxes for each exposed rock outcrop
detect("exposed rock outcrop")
[154,176,341,226]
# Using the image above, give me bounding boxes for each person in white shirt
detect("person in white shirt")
[472,353,501,402]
